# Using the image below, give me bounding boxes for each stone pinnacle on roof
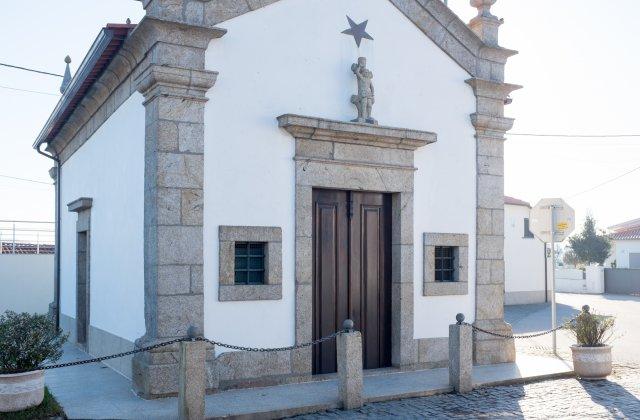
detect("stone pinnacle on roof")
[59,55,72,94]
[469,0,502,47]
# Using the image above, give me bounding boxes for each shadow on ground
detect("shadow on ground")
[579,378,640,418]
[505,302,579,334]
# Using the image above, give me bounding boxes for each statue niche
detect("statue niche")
[350,57,377,125]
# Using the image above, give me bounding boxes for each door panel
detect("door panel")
[312,190,349,375]
[312,189,391,374]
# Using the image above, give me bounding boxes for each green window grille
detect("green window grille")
[435,246,455,282]
[235,242,265,285]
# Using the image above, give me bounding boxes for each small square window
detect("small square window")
[435,246,455,282]
[235,242,265,285]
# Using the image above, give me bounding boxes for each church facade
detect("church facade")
[35,0,520,397]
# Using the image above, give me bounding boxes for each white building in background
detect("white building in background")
[608,218,640,268]
[504,196,548,305]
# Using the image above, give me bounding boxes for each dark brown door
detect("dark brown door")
[312,189,392,374]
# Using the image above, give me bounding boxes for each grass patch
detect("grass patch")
[0,387,65,419]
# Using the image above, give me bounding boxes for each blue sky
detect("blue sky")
[1,0,638,237]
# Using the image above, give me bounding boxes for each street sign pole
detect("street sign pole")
[530,198,575,357]
[550,205,557,355]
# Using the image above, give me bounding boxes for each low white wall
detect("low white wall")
[0,254,53,314]
[555,267,604,294]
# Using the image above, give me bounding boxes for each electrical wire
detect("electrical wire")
[0,84,59,96]
[509,133,640,138]
[569,165,640,198]
[0,62,63,78]
[0,174,52,185]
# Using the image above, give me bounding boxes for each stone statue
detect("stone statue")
[350,57,377,125]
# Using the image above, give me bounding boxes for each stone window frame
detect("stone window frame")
[423,233,469,296]
[218,226,282,301]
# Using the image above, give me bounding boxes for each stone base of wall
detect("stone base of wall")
[417,337,449,368]
[505,290,550,306]
[59,313,135,379]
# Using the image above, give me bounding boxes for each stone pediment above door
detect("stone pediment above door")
[278,114,437,170]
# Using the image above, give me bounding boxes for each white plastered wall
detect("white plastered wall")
[204,0,477,351]
[59,92,145,342]
[504,204,546,304]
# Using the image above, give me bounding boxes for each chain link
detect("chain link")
[464,315,578,340]
[5,330,346,374]
[197,330,344,352]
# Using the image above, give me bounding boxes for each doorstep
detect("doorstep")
[46,344,573,419]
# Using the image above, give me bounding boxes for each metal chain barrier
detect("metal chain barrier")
[197,329,344,352]
[7,329,346,374]
[466,322,570,339]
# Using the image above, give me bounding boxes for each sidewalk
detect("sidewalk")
[46,344,573,419]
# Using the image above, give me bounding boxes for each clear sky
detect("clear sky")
[1,1,638,238]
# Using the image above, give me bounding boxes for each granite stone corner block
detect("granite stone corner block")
[157,188,181,225]
[477,174,504,209]
[181,189,203,225]
[475,284,505,320]
[190,265,204,294]
[157,153,204,189]
[157,294,204,338]
[157,265,191,295]
[178,122,205,153]
[476,234,503,260]
[157,225,203,265]
[156,120,179,151]
[337,331,364,410]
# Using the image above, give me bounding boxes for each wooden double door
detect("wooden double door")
[312,189,392,374]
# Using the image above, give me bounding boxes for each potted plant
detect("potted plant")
[0,311,68,412]
[565,305,615,380]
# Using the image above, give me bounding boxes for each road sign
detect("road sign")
[529,197,575,355]
[530,198,575,243]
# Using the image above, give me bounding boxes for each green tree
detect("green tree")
[567,215,611,265]
[562,249,581,267]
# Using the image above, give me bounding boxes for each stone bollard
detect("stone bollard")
[179,326,206,420]
[449,313,473,393]
[337,319,363,410]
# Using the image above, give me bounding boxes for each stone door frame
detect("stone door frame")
[278,114,437,373]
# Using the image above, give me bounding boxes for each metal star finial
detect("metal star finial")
[341,16,373,47]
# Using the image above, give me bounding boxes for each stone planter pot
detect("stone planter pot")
[0,370,45,412]
[571,345,612,380]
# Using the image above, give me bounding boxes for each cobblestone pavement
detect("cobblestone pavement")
[297,365,640,419]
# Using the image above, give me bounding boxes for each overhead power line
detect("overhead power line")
[569,165,640,198]
[0,62,63,78]
[509,133,640,138]
[0,84,59,96]
[0,174,52,185]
